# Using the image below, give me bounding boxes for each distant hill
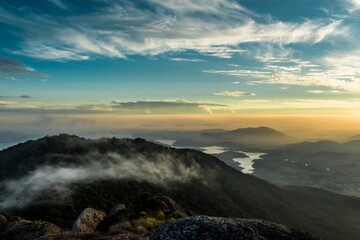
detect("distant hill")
[137,127,296,149]
[284,140,341,153]
[285,140,360,153]
[252,139,360,198]
[0,135,360,240]
[347,134,360,141]
[205,127,293,148]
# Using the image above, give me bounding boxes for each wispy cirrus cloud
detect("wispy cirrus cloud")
[170,58,206,62]
[205,50,360,93]
[307,90,342,94]
[214,91,255,97]
[0,1,346,61]
[47,0,67,10]
[206,68,360,92]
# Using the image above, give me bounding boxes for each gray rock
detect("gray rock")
[155,196,191,217]
[109,204,126,216]
[35,232,151,240]
[0,220,64,240]
[72,208,107,233]
[152,216,320,240]
[0,215,7,230]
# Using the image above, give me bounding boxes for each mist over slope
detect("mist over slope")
[0,135,360,240]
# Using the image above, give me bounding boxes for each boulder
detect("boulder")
[72,208,106,233]
[108,204,126,217]
[0,220,64,240]
[152,216,320,240]
[0,215,7,230]
[36,232,151,240]
[154,196,191,217]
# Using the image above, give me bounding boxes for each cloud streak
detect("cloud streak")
[48,0,67,10]
[170,58,206,62]
[214,91,255,97]
[0,95,31,99]
[0,56,44,76]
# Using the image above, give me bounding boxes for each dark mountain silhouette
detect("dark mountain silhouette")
[0,135,360,240]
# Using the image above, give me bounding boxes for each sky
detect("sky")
[1,0,360,138]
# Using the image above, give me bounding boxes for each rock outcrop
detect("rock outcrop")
[154,196,191,218]
[71,208,106,233]
[109,204,126,217]
[0,215,7,230]
[0,210,319,240]
[35,232,150,240]
[0,219,64,240]
[152,216,320,240]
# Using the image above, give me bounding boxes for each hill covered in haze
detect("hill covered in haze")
[253,139,360,197]
[0,135,360,239]
[136,127,296,149]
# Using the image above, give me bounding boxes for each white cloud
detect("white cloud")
[307,90,324,94]
[48,0,67,10]
[15,44,90,61]
[214,91,255,97]
[207,69,360,92]
[5,76,16,81]
[307,90,342,94]
[0,1,346,61]
[206,50,360,93]
[345,0,360,11]
[170,58,206,62]
[149,0,249,14]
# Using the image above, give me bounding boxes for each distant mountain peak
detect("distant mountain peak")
[228,127,287,136]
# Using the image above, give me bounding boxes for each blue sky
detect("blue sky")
[1,0,360,119]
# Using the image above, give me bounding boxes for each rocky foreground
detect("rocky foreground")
[153,216,319,240]
[0,196,319,240]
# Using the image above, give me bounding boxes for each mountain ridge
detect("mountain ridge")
[0,134,360,239]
